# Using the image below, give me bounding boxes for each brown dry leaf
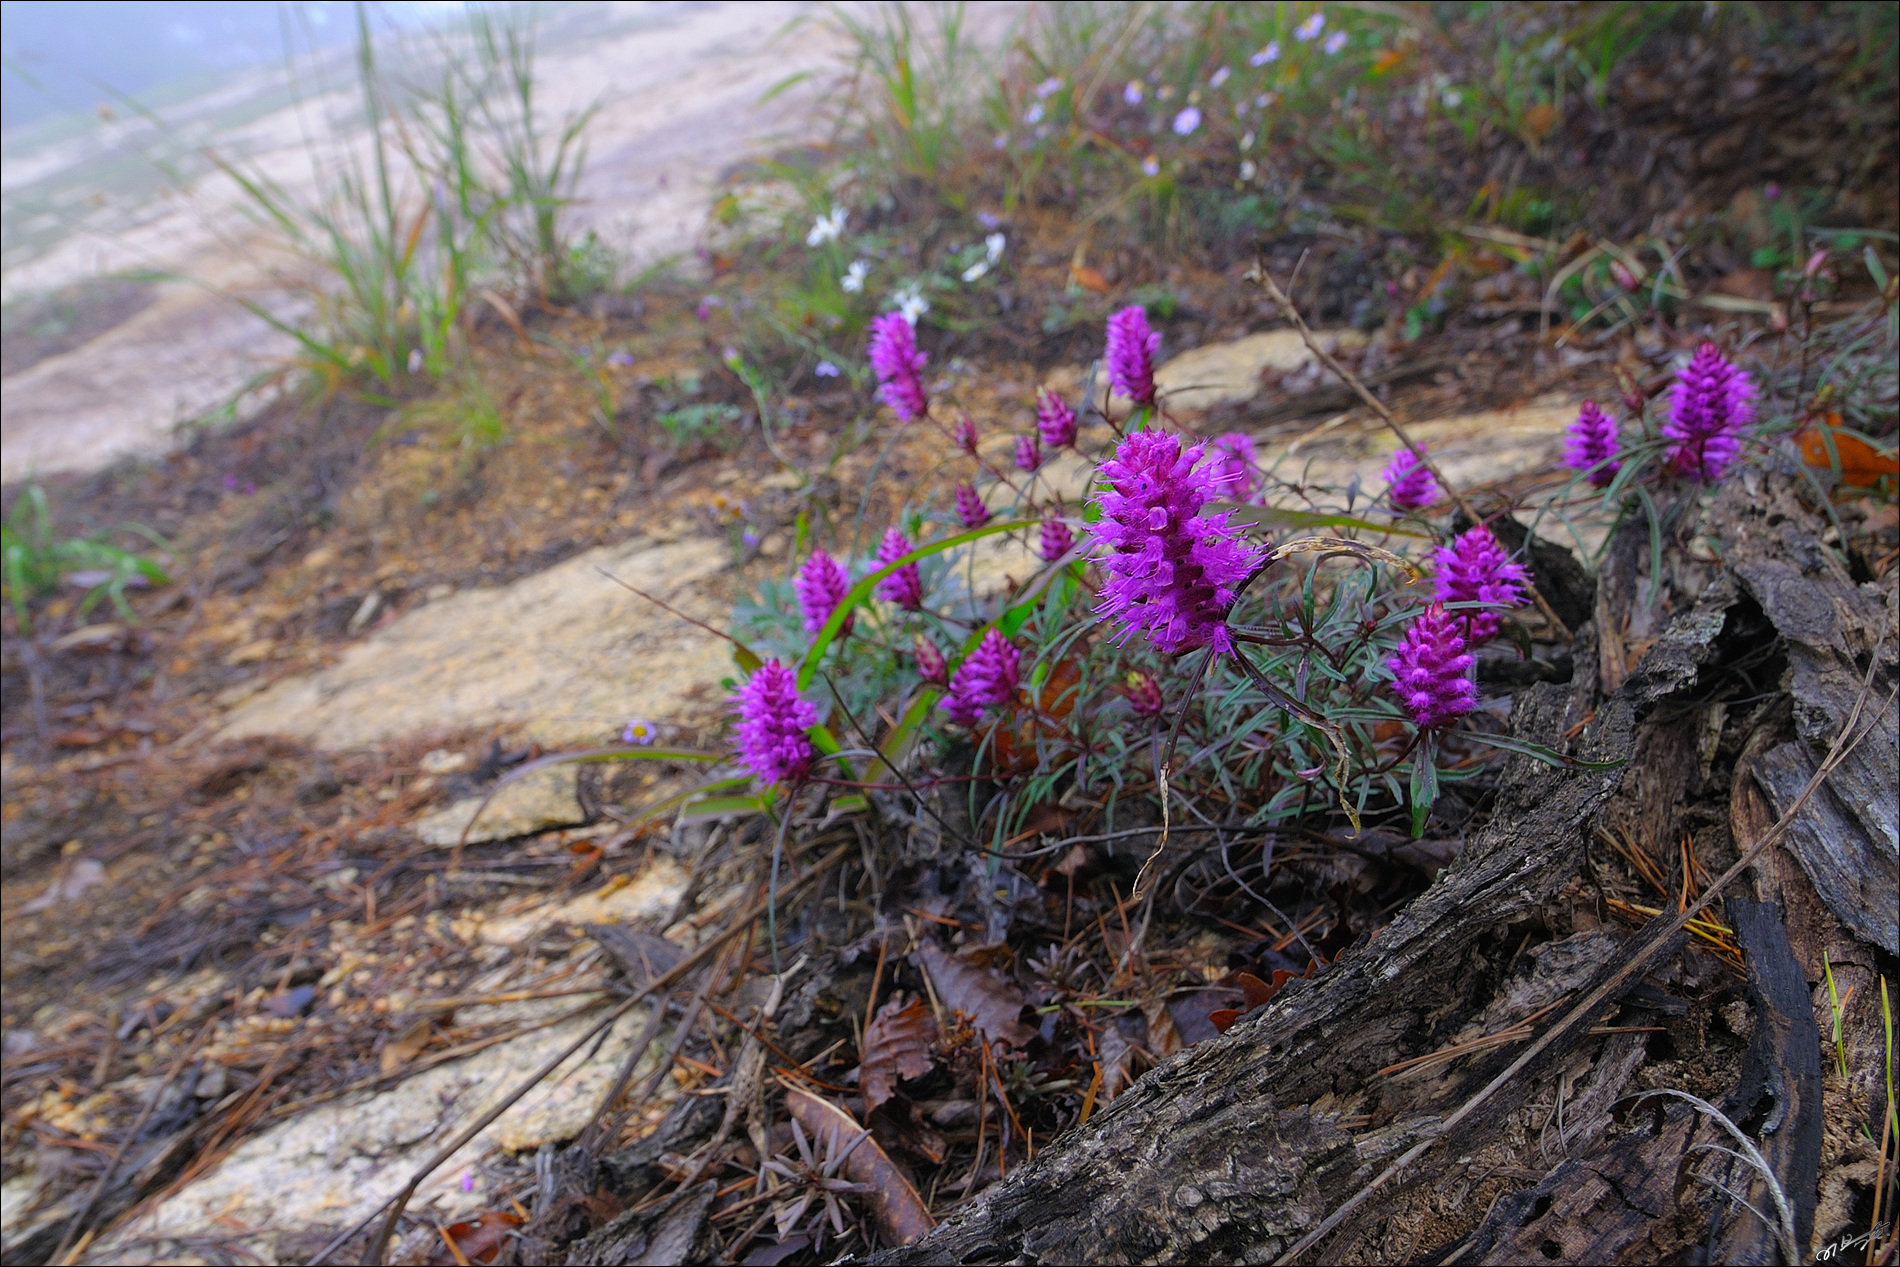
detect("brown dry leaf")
[381,1019,436,1077]
[914,941,1035,1048]
[1070,264,1111,293]
[1097,1019,1137,1103]
[1141,992,1184,1059]
[859,994,937,1111]
[783,1084,935,1247]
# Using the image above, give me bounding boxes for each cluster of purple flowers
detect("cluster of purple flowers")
[1386,606,1477,730]
[868,313,929,421]
[1564,401,1621,488]
[874,528,924,611]
[731,660,819,785]
[1382,446,1437,511]
[1037,390,1077,448]
[1090,430,1260,656]
[1105,306,1161,407]
[794,550,854,638]
[1663,342,1755,482]
[1432,525,1529,645]
[1204,432,1259,501]
[941,629,1022,727]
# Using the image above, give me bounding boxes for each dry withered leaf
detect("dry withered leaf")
[913,940,1035,1048]
[859,993,937,1111]
[428,1209,522,1265]
[380,1019,436,1077]
[783,1084,934,1247]
[1142,992,1185,1059]
[1097,1018,1138,1103]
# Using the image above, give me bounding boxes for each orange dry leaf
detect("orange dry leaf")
[428,1210,522,1266]
[1070,264,1112,293]
[859,994,937,1110]
[1797,421,1899,486]
[1371,47,1406,75]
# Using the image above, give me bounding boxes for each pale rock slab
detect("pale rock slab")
[412,765,588,848]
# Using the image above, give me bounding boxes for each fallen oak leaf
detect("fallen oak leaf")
[913,941,1035,1048]
[859,993,937,1111]
[428,1210,522,1265]
[782,1083,935,1246]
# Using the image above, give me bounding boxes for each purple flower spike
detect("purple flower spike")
[1090,430,1261,656]
[1040,515,1074,562]
[1124,670,1165,717]
[794,549,854,638]
[1382,445,1438,511]
[874,526,924,611]
[732,659,820,785]
[1664,343,1755,483]
[955,483,991,529]
[941,629,1021,726]
[1015,434,1043,472]
[1205,432,1259,500]
[1564,401,1622,488]
[913,635,948,685]
[953,416,979,454]
[868,313,929,421]
[1036,389,1077,448]
[1386,605,1477,729]
[1105,306,1161,407]
[1433,524,1529,645]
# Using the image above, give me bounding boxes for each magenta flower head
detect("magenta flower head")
[1433,524,1529,644]
[1039,515,1075,562]
[1382,445,1438,512]
[1664,342,1755,482]
[1090,430,1261,656]
[912,635,948,686]
[1564,401,1621,488]
[955,483,991,529]
[732,660,820,785]
[941,629,1021,726]
[1105,305,1161,407]
[1123,670,1165,717]
[1015,434,1043,472]
[795,549,854,638]
[874,526,924,610]
[953,416,979,454]
[1386,605,1477,729]
[868,312,929,421]
[1204,432,1258,500]
[1036,389,1077,448]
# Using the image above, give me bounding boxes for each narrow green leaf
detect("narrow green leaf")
[1219,503,1429,539]
[1461,729,1624,769]
[679,794,770,823]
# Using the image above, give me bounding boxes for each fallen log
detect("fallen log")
[866,472,1898,1266]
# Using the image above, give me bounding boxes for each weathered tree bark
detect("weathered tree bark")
[866,473,1898,1266]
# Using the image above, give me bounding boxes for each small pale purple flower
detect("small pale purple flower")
[742,528,761,548]
[1105,306,1161,406]
[1015,434,1043,472]
[1124,80,1144,105]
[795,549,854,638]
[1035,77,1063,99]
[976,211,1002,230]
[223,474,238,491]
[1172,106,1202,136]
[607,350,635,367]
[1664,342,1755,482]
[1090,430,1261,656]
[1040,515,1074,562]
[912,635,948,685]
[1322,30,1348,55]
[732,660,820,785]
[1433,525,1529,645]
[622,718,657,745]
[874,527,924,611]
[868,312,929,421]
[1386,605,1477,729]
[955,483,991,529]
[814,360,841,378]
[1250,42,1281,66]
[1564,401,1621,488]
[1209,67,1231,88]
[941,629,1021,726]
[1023,102,1045,126]
[1205,432,1259,500]
[1382,446,1438,511]
[1295,13,1325,41]
[1037,389,1077,448]
[1141,155,1161,177]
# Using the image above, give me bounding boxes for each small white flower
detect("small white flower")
[1241,130,1256,150]
[1295,13,1325,41]
[1442,87,1463,109]
[962,260,990,283]
[1208,66,1231,88]
[1172,106,1202,136]
[406,347,423,374]
[1250,41,1281,66]
[1023,102,1045,125]
[841,259,870,293]
[984,233,1006,263]
[893,286,929,325]
[805,204,847,246]
[1240,160,1257,180]
[1323,30,1348,55]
